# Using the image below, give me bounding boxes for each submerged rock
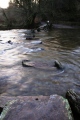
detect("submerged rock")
[0,95,73,120]
[22,47,44,54]
[26,29,35,40]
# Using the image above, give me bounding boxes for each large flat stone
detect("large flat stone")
[0,95,73,120]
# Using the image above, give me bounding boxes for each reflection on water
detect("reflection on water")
[0,28,80,97]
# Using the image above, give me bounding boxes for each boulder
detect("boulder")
[0,95,73,120]
[66,89,80,115]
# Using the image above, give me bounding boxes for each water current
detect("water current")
[0,28,80,97]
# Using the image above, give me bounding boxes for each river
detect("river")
[0,27,80,97]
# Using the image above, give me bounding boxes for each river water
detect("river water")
[0,27,80,97]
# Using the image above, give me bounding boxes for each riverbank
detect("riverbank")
[0,23,80,31]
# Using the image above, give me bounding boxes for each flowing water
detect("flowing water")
[0,27,80,97]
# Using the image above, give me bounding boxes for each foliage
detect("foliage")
[2,0,80,29]
[10,0,80,21]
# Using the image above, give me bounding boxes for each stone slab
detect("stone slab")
[0,95,73,120]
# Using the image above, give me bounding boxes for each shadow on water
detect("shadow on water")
[0,28,80,97]
[0,76,8,94]
[47,29,80,50]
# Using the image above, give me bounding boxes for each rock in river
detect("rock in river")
[0,95,73,120]
[66,89,80,115]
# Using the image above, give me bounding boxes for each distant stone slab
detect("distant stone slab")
[0,95,73,120]
[22,60,57,70]
[31,40,42,44]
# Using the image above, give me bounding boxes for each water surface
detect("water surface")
[0,28,80,97]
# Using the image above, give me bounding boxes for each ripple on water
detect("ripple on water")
[0,29,80,96]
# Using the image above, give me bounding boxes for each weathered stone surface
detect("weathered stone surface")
[66,89,80,115]
[0,95,73,120]
[22,60,57,70]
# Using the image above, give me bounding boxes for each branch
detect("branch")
[15,0,27,13]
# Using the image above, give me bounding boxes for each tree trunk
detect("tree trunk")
[38,0,41,11]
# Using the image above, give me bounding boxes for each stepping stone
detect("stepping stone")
[26,37,39,40]
[31,40,42,44]
[22,60,56,70]
[0,95,73,120]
